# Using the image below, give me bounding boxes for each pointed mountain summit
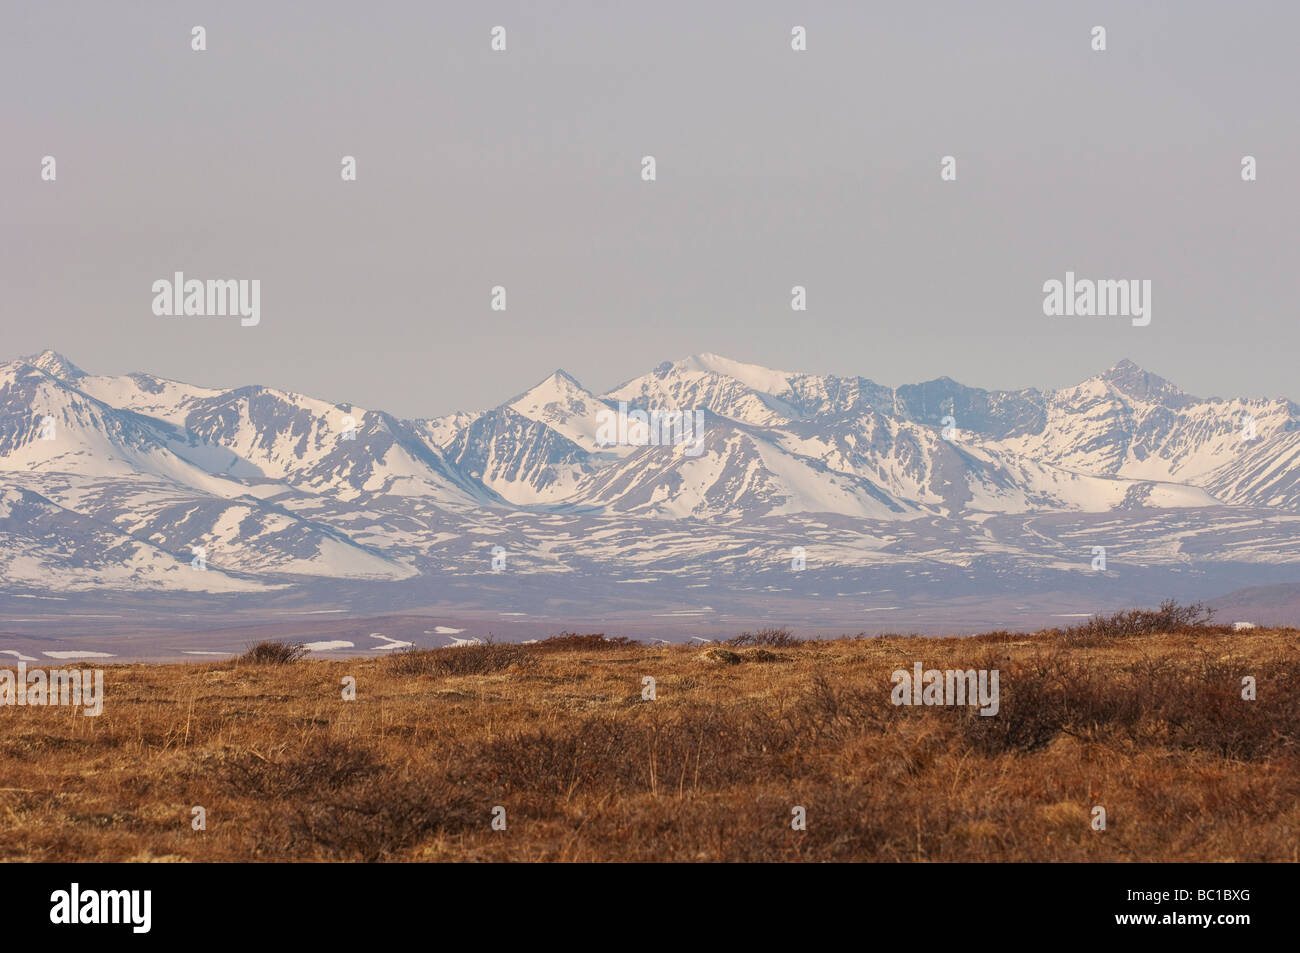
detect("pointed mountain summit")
[506,368,618,454]
[22,349,87,382]
[505,368,586,396]
[1097,359,1185,404]
[606,354,805,427]
[668,353,800,397]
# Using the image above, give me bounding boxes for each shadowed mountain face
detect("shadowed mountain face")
[2,349,1299,642]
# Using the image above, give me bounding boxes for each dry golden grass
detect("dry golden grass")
[2,624,1298,862]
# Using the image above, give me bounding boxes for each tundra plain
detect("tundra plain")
[1,615,1297,862]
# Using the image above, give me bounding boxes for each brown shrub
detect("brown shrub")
[1053,599,1214,647]
[725,627,804,648]
[967,630,1024,644]
[287,775,483,861]
[386,641,531,676]
[957,647,1300,759]
[529,632,639,652]
[208,737,378,798]
[235,641,307,665]
[471,704,793,798]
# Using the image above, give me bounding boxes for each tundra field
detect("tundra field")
[2,607,1298,863]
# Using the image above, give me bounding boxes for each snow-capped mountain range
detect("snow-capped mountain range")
[3,349,1299,623]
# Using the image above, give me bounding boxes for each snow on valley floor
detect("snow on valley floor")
[302,640,355,652]
[368,633,413,651]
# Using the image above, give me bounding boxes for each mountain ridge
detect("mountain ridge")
[3,349,1298,601]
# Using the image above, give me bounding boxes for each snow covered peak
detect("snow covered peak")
[1096,359,1184,403]
[531,369,590,402]
[604,355,806,428]
[22,349,87,382]
[506,368,618,454]
[547,368,583,388]
[666,353,798,398]
[510,369,588,402]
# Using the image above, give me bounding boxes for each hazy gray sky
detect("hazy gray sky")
[4,1,1297,417]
